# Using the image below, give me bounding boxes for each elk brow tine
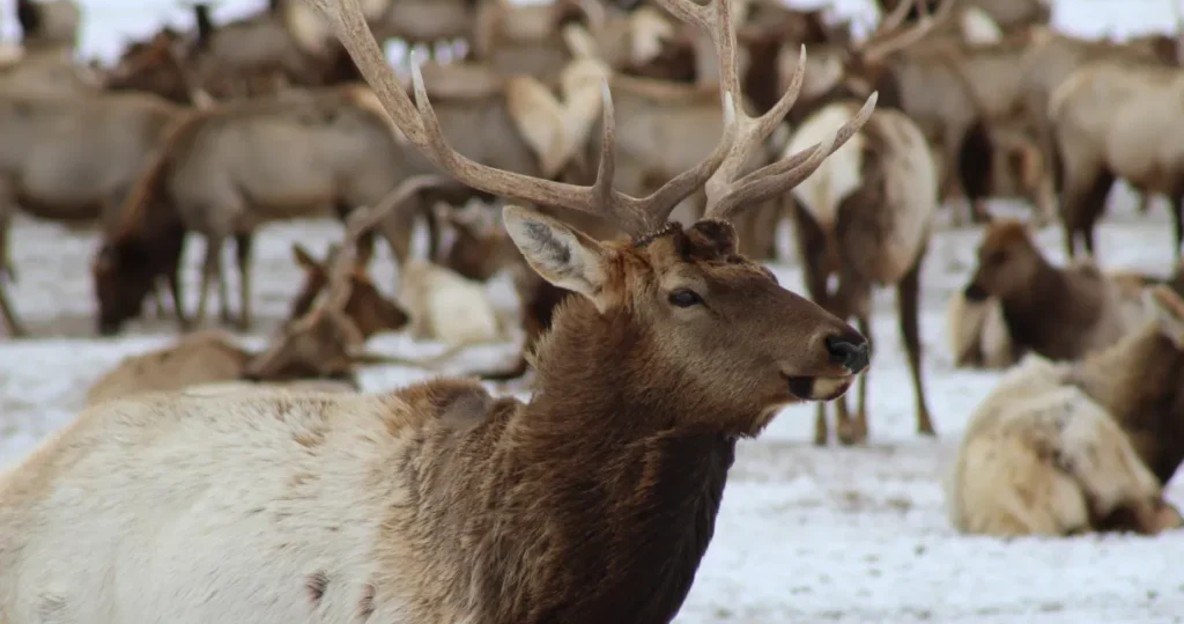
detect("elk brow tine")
[709,92,878,220]
[637,94,739,227]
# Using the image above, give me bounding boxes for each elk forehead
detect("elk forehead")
[979,219,1033,256]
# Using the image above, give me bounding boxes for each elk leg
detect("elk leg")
[194,235,224,327]
[1170,193,1183,260]
[899,254,935,437]
[234,233,254,330]
[790,203,834,445]
[0,202,24,337]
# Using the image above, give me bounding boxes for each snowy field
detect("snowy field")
[2,1,1184,622]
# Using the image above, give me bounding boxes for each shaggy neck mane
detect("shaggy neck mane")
[406,295,740,624]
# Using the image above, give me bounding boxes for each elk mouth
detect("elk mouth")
[785,374,854,402]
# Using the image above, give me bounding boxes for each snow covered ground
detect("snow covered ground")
[2,0,1184,622]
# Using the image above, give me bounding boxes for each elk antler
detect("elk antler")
[648,0,877,222]
[860,0,956,64]
[305,0,747,237]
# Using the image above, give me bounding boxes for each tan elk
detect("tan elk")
[91,85,424,335]
[0,90,184,337]
[1048,58,1184,259]
[948,285,1184,537]
[16,0,80,54]
[0,0,877,621]
[784,91,939,445]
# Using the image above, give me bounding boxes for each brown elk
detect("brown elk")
[0,0,877,621]
[1048,58,1184,259]
[960,219,1142,362]
[91,85,425,335]
[0,91,184,337]
[784,66,940,445]
[949,285,1184,536]
[287,241,410,338]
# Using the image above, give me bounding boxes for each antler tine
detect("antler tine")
[706,91,878,221]
[862,0,955,63]
[873,0,918,42]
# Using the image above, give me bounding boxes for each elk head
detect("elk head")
[288,241,409,339]
[92,223,186,336]
[308,0,877,420]
[963,218,1043,302]
[432,199,520,282]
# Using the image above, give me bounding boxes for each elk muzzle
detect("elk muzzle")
[826,333,870,374]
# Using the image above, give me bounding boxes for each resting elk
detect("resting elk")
[0,0,876,621]
[948,285,1184,536]
[781,2,944,446]
[0,91,183,337]
[959,219,1142,362]
[91,85,429,335]
[1048,58,1184,259]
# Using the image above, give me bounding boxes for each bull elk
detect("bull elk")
[0,0,877,621]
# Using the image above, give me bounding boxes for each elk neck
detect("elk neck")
[1068,324,1184,485]
[998,255,1100,360]
[405,295,740,624]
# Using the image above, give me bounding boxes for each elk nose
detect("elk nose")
[826,334,869,374]
[963,282,988,302]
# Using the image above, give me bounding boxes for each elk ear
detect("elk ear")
[1144,285,1184,349]
[503,205,610,308]
[292,243,322,272]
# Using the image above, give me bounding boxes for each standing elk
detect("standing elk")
[1048,58,1184,259]
[0,0,877,621]
[784,85,939,444]
[0,91,184,337]
[948,285,1184,537]
[91,85,427,335]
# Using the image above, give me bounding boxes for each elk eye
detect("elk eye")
[668,288,703,307]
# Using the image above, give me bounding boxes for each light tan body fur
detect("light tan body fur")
[1048,58,1184,257]
[949,286,1184,536]
[112,85,409,330]
[945,289,1015,369]
[397,260,504,347]
[0,91,182,336]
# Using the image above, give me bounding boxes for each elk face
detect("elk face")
[963,220,1040,302]
[92,239,157,336]
[505,206,868,423]
[288,243,409,339]
[242,309,362,385]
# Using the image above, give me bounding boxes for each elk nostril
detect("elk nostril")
[963,282,988,302]
[826,334,870,373]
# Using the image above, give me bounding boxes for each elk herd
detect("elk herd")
[0,0,1183,620]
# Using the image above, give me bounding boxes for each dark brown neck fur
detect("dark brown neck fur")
[1070,327,1184,485]
[406,297,740,624]
[999,257,1106,361]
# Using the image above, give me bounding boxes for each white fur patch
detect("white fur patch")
[398,261,502,348]
[785,102,868,231]
[959,7,1003,45]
